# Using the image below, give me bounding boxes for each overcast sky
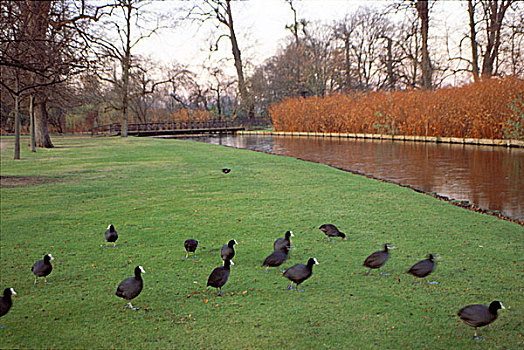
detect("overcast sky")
[134,0,468,81]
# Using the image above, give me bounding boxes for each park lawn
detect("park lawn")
[0,136,522,349]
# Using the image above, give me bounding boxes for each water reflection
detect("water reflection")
[188,134,524,221]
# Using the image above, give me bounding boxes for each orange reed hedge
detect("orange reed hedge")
[168,109,215,122]
[269,77,524,139]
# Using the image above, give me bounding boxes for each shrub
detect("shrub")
[269,77,524,139]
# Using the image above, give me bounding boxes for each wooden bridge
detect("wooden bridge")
[90,118,271,137]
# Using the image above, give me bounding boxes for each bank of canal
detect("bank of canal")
[184,133,524,224]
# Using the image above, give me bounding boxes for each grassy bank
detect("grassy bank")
[1,136,522,349]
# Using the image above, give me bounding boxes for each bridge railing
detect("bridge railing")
[90,117,272,136]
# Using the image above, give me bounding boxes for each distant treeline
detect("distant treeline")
[269,77,524,140]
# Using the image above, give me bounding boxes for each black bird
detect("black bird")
[0,288,17,325]
[319,224,346,242]
[115,266,145,310]
[283,257,319,291]
[262,246,290,273]
[407,254,439,283]
[363,244,395,276]
[184,239,199,258]
[222,168,231,174]
[221,239,237,262]
[458,301,505,339]
[105,224,118,248]
[274,230,294,251]
[31,254,54,286]
[207,259,234,296]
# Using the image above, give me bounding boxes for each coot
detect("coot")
[221,239,237,262]
[407,254,438,283]
[105,224,118,248]
[458,301,505,339]
[274,231,294,251]
[184,239,199,258]
[283,257,319,291]
[115,266,145,310]
[363,244,395,276]
[0,288,16,324]
[31,254,54,285]
[319,224,346,241]
[262,246,290,272]
[207,259,233,296]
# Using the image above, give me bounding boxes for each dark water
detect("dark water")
[185,134,524,221]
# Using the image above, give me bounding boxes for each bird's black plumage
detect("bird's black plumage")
[0,288,16,319]
[262,246,290,272]
[363,244,394,276]
[105,224,118,247]
[31,254,54,285]
[207,259,233,296]
[222,168,231,174]
[274,231,294,251]
[283,257,319,291]
[116,266,145,309]
[407,254,437,278]
[221,239,237,262]
[458,301,505,339]
[184,239,199,258]
[319,224,346,241]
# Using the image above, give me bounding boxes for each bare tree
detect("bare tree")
[467,0,518,79]
[302,22,336,96]
[333,14,359,91]
[415,0,433,89]
[207,66,237,116]
[87,0,171,136]
[1,0,102,158]
[190,0,253,118]
[499,7,524,76]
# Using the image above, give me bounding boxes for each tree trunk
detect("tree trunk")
[468,0,480,81]
[34,99,54,148]
[480,0,512,78]
[386,36,396,89]
[121,1,132,137]
[416,0,433,89]
[224,0,253,118]
[344,39,351,90]
[30,94,36,152]
[14,92,21,160]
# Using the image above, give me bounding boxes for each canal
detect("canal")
[185,134,524,222]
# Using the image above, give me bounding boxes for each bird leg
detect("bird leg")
[124,301,139,310]
[264,267,269,273]
[184,252,189,259]
[472,328,485,340]
[365,269,371,276]
[44,277,50,284]
[286,283,294,290]
[217,288,222,296]
[113,242,117,248]
[34,276,38,286]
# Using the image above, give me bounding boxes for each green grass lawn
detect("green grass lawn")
[1,136,522,349]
